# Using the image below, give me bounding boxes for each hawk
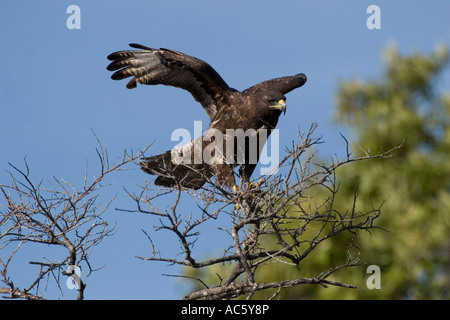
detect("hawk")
[107,44,307,189]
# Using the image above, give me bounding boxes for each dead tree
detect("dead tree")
[122,123,402,300]
[1,124,401,300]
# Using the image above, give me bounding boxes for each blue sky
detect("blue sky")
[1,1,449,300]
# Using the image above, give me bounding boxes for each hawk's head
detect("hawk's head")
[267,97,287,114]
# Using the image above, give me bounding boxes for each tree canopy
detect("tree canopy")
[330,44,450,299]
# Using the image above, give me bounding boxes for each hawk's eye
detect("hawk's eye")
[266,98,276,104]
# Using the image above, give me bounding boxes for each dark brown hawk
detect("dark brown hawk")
[107,43,307,189]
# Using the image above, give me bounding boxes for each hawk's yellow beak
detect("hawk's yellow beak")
[270,99,286,114]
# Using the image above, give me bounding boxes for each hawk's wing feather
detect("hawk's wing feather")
[243,73,307,95]
[107,44,231,120]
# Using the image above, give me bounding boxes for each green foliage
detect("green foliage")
[183,45,450,299]
[327,44,450,299]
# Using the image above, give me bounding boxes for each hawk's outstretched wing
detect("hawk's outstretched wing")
[107,43,232,120]
[243,73,307,96]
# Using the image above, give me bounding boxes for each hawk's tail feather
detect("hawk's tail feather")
[140,151,211,190]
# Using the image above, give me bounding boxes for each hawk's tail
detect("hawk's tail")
[140,151,211,190]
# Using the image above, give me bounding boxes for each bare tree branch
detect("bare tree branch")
[124,123,401,299]
[0,137,151,300]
